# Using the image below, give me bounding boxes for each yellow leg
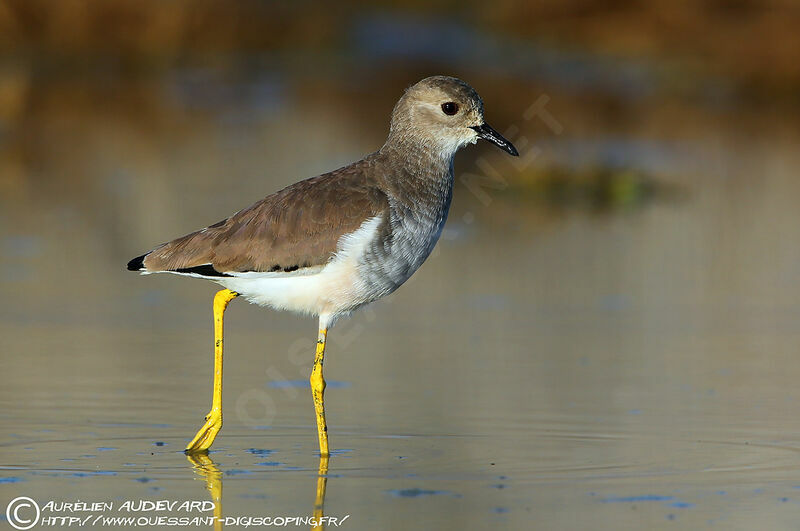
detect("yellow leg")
[186,289,239,453]
[310,327,329,456]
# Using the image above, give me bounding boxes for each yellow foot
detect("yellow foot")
[185,411,222,453]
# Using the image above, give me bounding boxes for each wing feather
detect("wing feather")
[140,160,389,274]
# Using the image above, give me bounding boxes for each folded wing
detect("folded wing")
[131,162,389,276]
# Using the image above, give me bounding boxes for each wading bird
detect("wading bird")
[127,76,518,456]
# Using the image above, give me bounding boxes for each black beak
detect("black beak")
[470,123,519,156]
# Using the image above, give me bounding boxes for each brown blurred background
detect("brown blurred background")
[2,2,800,530]
[1,0,798,324]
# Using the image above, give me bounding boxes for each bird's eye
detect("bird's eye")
[441,102,459,116]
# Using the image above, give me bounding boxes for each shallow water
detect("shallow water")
[2,51,800,530]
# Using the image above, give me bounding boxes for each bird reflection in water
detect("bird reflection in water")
[185,453,331,531]
[313,455,330,531]
[186,453,223,531]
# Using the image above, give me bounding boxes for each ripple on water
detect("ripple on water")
[387,488,461,498]
[245,448,274,456]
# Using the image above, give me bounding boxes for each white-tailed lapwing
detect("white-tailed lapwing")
[127,75,518,456]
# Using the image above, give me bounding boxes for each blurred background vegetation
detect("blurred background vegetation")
[1,0,797,205]
[0,0,797,299]
[0,0,796,315]
[1,0,798,319]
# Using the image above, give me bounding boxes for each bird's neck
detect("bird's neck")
[374,137,455,221]
[378,133,458,178]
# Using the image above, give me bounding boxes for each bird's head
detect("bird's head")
[386,76,519,160]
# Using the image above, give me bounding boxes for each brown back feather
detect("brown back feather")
[142,159,389,273]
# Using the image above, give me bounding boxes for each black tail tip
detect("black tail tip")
[127,254,146,271]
